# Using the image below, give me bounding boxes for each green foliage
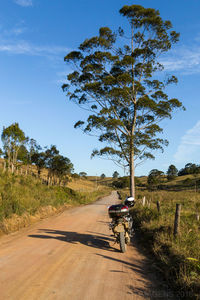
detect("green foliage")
[100,173,106,179]
[112,171,119,178]
[17,145,29,164]
[79,172,87,178]
[50,155,73,178]
[0,171,69,220]
[147,169,164,189]
[44,145,74,181]
[167,164,178,181]
[131,190,200,299]
[112,176,129,189]
[0,171,107,223]
[112,176,141,189]
[31,151,46,176]
[63,4,184,196]
[178,163,200,176]
[0,124,74,183]
[182,178,193,187]
[1,123,26,150]
[71,173,80,179]
[1,123,27,170]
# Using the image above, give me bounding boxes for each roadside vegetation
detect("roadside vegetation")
[0,122,112,235]
[0,170,110,235]
[0,122,74,186]
[117,176,200,300]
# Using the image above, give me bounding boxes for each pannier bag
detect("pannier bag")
[108,204,129,218]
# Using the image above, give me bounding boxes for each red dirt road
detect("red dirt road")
[0,192,173,300]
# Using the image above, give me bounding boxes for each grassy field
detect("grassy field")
[67,177,102,191]
[121,189,200,300]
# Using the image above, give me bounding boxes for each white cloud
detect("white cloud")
[3,26,27,37]
[11,28,26,36]
[54,70,72,85]
[174,121,200,163]
[0,40,68,57]
[161,45,200,75]
[14,0,33,7]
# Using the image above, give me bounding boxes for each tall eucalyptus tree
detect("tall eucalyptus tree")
[63,5,184,196]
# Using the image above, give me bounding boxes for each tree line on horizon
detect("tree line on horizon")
[0,123,74,186]
[147,163,200,190]
[110,164,200,190]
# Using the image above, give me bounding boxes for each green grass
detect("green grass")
[129,190,200,300]
[0,170,110,231]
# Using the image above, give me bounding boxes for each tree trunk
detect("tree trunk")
[3,161,6,172]
[7,149,11,171]
[11,163,14,174]
[129,144,135,197]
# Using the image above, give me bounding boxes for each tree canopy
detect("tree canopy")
[147,169,164,189]
[178,163,200,176]
[113,171,119,178]
[0,123,74,185]
[100,173,106,179]
[1,123,26,172]
[63,4,184,196]
[167,164,178,180]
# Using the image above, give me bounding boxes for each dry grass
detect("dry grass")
[128,190,200,300]
[0,170,111,235]
[67,178,98,191]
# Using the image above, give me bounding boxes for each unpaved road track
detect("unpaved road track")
[0,192,173,300]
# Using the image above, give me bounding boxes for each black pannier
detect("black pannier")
[108,204,129,218]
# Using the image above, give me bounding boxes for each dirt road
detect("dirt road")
[0,191,173,300]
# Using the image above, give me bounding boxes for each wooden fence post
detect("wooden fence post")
[156,201,160,213]
[142,196,146,207]
[174,204,181,237]
[196,213,199,221]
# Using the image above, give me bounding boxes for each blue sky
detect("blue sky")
[0,0,200,176]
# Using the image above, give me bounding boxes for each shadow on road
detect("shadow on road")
[96,253,174,299]
[96,253,148,276]
[28,229,118,252]
[126,285,174,300]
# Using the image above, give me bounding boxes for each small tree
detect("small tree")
[71,173,80,179]
[100,173,106,179]
[44,145,59,184]
[79,172,87,178]
[167,164,178,181]
[63,4,184,197]
[147,169,164,189]
[26,139,41,174]
[113,171,119,178]
[178,163,199,176]
[50,155,74,185]
[31,151,46,178]
[17,144,29,174]
[112,176,129,189]
[1,123,26,173]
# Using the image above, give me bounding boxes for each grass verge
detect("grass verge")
[127,190,200,300]
[0,171,110,235]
